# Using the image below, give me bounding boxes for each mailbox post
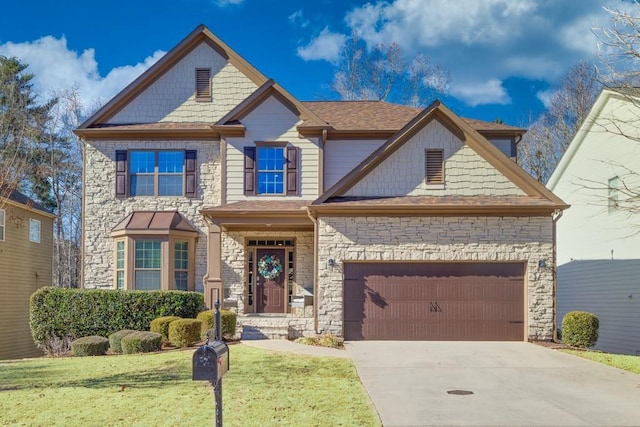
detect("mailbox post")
[193,299,228,427]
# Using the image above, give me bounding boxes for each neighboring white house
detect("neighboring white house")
[548,88,640,355]
[75,25,567,342]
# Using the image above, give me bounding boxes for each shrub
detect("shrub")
[121,331,163,354]
[150,316,181,342]
[71,336,109,357]
[562,311,599,348]
[30,287,204,355]
[168,319,202,348]
[196,309,237,340]
[108,329,136,354]
[294,334,344,349]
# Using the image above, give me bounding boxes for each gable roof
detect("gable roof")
[0,187,55,217]
[314,100,567,210]
[77,24,269,129]
[215,79,329,129]
[547,88,621,190]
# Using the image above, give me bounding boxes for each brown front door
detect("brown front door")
[256,249,285,313]
[344,262,525,341]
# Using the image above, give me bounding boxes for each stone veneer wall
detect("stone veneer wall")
[316,215,555,340]
[222,230,314,314]
[83,139,220,290]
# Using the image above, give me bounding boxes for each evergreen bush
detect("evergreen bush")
[562,311,599,348]
[196,309,237,340]
[121,331,163,354]
[108,329,136,354]
[71,336,109,357]
[168,319,202,348]
[150,316,181,342]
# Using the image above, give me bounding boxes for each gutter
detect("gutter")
[551,209,564,343]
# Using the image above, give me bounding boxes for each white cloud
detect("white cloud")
[297,27,346,64]
[0,36,163,114]
[536,88,556,108]
[337,0,619,106]
[289,10,309,28]
[216,0,244,6]
[450,79,510,107]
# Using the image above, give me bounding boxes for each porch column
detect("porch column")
[203,221,223,310]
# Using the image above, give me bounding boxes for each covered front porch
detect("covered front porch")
[200,201,317,338]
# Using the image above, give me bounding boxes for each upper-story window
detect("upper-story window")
[115,150,197,199]
[244,144,299,196]
[0,209,5,241]
[425,149,445,185]
[195,68,212,102]
[29,218,41,243]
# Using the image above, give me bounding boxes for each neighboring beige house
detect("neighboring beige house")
[548,89,640,355]
[0,190,54,360]
[76,25,567,341]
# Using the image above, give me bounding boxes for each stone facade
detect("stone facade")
[316,215,555,340]
[83,139,221,290]
[221,230,314,314]
[345,120,525,197]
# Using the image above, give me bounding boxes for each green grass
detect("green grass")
[0,344,379,427]
[563,350,640,374]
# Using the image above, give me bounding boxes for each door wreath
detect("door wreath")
[258,255,283,281]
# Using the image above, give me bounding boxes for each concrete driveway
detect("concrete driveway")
[345,341,640,426]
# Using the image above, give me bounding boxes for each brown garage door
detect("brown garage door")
[343,262,525,341]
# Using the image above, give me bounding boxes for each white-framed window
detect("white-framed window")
[0,209,5,242]
[130,151,185,197]
[257,146,286,194]
[134,240,161,290]
[29,218,41,243]
[608,176,619,213]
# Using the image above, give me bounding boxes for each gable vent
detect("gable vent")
[425,149,444,184]
[195,68,212,101]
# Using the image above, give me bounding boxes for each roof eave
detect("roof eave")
[74,127,218,140]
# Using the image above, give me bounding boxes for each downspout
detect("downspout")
[319,129,327,195]
[551,209,563,343]
[80,136,86,288]
[307,207,319,334]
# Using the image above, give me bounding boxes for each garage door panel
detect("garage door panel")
[343,262,524,341]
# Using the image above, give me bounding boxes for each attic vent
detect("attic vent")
[425,149,444,184]
[195,68,212,101]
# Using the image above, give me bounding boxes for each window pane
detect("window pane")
[257,147,284,171]
[159,151,184,173]
[175,271,188,291]
[116,271,125,291]
[257,172,284,194]
[29,219,41,243]
[175,241,189,269]
[116,241,125,269]
[135,240,161,268]
[159,175,183,196]
[130,175,154,196]
[135,271,161,290]
[130,151,155,173]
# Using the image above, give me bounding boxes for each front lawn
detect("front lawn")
[0,344,379,426]
[562,350,640,375]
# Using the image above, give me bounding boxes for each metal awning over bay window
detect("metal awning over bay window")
[110,211,199,291]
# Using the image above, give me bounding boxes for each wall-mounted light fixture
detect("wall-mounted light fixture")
[538,259,547,268]
[327,258,335,270]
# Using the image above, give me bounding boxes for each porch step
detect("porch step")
[240,325,288,340]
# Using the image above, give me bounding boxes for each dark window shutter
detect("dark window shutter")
[185,150,197,198]
[244,147,256,195]
[286,146,299,196]
[115,150,128,198]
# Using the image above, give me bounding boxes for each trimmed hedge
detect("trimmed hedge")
[108,329,136,354]
[150,316,181,342]
[30,287,204,354]
[168,319,202,348]
[196,309,237,340]
[121,331,163,354]
[71,336,109,357]
[562,311,599,348]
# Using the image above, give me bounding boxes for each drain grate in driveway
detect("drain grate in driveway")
[447,390,474,395]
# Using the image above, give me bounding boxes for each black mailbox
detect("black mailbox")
[192,341,229,382]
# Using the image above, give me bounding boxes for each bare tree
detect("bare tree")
[331,31,450,107]
[518,61,601,183]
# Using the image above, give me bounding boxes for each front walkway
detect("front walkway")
[345,341,640,427]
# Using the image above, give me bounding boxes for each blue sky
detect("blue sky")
[0,0,629,126]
